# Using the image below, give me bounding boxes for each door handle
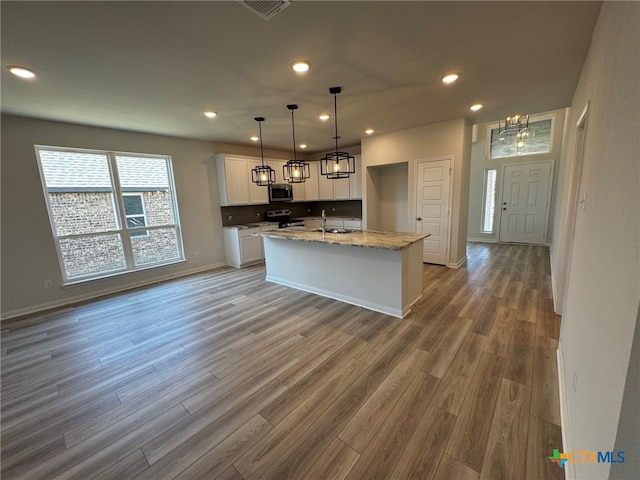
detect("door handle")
[416,217,422,221]
[502,207,507,210]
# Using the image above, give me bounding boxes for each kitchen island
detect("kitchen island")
[257,229,429,318]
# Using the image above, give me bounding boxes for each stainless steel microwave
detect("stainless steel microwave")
[269,183,293,202]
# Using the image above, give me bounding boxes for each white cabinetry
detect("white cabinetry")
[318,172,350,200]
[239,230,262,265]
[291,163,319,202]
[305,218,362,230]
[215,153,360,205]
[349,155,362,200]
[344,219,363,230]
[326,218,363,230]
[223,224,280,268]
[317,155,361,200]
[267,160,287,184]
[215,154,269,206]
[324,219,344,229]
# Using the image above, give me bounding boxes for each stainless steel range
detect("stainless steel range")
[266,209,305,228]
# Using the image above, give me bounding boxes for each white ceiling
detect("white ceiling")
[1,1,601,154]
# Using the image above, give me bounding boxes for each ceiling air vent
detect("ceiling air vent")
[241,0,291,21]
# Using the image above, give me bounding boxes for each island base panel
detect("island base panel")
[262,237,423,318]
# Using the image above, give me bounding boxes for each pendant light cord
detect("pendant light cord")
[333,91,339,156]
[290,109,297,161]
[257,118,265,166]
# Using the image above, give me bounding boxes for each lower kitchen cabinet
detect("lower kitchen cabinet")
[223,224,279,268]
[305,218,362,230]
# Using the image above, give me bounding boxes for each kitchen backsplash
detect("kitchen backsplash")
[221,200,362,226]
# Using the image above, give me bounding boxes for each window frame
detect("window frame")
[486,114,555,160]
[35,145,185,285]
[122,192,149,238]
[481,168,498,234]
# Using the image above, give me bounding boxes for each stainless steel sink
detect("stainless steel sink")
[318,228,353,234]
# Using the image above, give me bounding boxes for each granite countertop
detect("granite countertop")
[223,222,274,230]
[257,228,429,251]
[304,216,362,221]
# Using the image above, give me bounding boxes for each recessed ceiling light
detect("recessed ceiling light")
[8,66,36,79]
[204,111,217,118]
[469,104,483,112]
[299,143,308,149]
[441,73,459,84]
[365,128,374,135]
[292,60,310,73]
[319,114,330,121]
[250,136,259,142]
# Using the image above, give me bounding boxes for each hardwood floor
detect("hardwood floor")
[1,242,564,480]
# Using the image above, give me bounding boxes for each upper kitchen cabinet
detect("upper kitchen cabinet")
[267,160,287,184]
[215,154,269,206]
[317,155,361,200]
[350,155,362,199]
[319,173,349,200]
[290,162,319,202]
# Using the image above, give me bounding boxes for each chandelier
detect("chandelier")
[320,87,355,179]
[250,117,276,186]
[498,114,529,148]
[283,104,310,183]
[499,114,529,135]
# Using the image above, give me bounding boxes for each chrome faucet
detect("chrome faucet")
[321,209,326,233]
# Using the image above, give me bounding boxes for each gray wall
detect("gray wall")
[361,117,471,267]
[0,115,284,318]
[550,3,640,479]
[610,304,640,480]
[0,115,342,318]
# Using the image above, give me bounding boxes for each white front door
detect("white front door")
[499,161,553,244]
[415,158,451,265]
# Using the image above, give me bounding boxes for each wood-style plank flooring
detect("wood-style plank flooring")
[1,242,564,480]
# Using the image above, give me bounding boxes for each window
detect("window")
[488,116,554,159]
[481,168,497,233]
[123,193,148,237]
[35,146,184,283]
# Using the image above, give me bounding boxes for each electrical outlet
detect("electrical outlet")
[194,251,199,258]
[44,279,53,289]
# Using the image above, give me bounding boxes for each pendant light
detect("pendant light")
[320,86,355,179]
[283,104,310,183]
[250,117,276,186]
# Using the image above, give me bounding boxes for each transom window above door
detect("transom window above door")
[488,116,554,159]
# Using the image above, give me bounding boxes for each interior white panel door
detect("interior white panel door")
[415,159,451,265]
[499,161,552,244]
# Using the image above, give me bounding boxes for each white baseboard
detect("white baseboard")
[265,274,407,318]
[549,247,564,316]
[467,237,498,243]
[0,262,228,322]
[448,255,468,269]
[557,341,576,480]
